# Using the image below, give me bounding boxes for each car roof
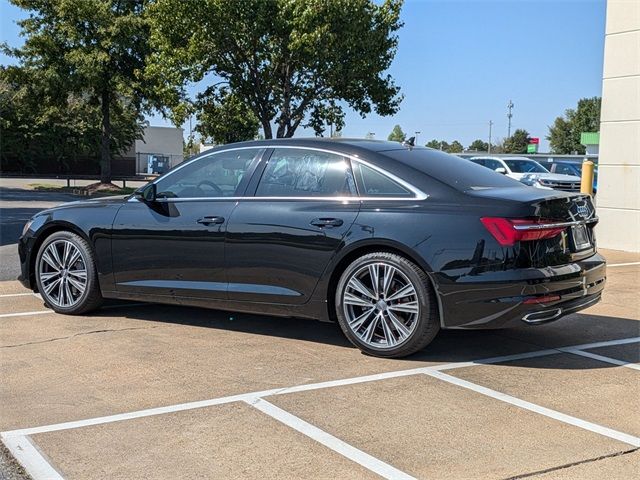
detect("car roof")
[207,137,411,155]
[469,156,533,161]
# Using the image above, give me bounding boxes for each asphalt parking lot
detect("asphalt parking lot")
[0,241,639,478]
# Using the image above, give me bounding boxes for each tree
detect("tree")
[1,65,141,174]
[4,0,153,183]
[425,139,441,149]
[148,0,404,138]
[387,124,406,142]
[448,140,463,153]
[547,97,601,154]
[195,88,260,145]
[503,129,531,154]
[468,139,489,152]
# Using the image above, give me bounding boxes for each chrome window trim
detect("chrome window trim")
[512,218,598,231]
[134,144,429,202]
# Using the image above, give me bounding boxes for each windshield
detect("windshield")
[504,159,549,173]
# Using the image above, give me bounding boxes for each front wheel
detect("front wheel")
[35,231,103,314]
[335,252,439,358]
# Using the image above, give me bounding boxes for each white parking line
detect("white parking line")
[607,262,640,267]
[0,293,34,298]
[2,335,639,480]
[248,398,416,480]
[4,336,638,439]
[561,348,640,371]
[1,434,63,480]
[424,370,640,447]
[0,310,50,318]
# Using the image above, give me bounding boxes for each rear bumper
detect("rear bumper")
[435,253,606,329]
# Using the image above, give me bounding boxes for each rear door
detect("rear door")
[225,147,360,305]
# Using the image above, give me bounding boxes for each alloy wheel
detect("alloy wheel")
[342,262,419,349]
[38,239,88,308]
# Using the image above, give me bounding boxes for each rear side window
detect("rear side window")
[255,148,355,197]
[484,159,504,171]
[554,163,577,175]
[354,163,412,197]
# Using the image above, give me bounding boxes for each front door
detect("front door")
[225,147,360,305]
[111,147,263,300]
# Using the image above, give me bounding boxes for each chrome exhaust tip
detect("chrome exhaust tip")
[522,308,563,325]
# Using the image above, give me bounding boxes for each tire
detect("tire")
[35,231,103,315]
[335,252,439,358]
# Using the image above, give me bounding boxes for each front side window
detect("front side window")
[154,149,261,198]
[354,162,412,197]
[255,148,355,197]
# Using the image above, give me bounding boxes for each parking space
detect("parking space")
[1,251,639,479]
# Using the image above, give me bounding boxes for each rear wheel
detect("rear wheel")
[335,252,439,358]
[35,231,103,314]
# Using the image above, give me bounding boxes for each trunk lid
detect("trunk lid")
[469,187,598,266]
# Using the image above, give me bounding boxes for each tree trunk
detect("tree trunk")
[260,117,273,139]
[100,88,112,184]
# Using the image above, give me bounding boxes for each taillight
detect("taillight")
[480,217,566,246]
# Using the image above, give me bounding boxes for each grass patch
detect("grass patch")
[29,183,135,196]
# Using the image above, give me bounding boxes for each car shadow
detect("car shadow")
[94,301,639,370]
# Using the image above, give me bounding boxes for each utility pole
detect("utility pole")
[488,120,493,153]
[415,131,421,146]
[507,100,514,138]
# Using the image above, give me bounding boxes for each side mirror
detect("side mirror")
[134,183,156,202]
[494,167,507,175]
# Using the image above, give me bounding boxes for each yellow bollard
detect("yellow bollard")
[581,160,595,196]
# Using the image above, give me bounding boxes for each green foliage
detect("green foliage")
[448,140,463,153]
[547,97,601,154]
[468,139,489,152]
[0,66,140,174]
[148,0,404,138]
[424,139,462,153]
[195,88,260,144]
[503,129,531,154]
[387,124,406,142]
[4,0,154,181]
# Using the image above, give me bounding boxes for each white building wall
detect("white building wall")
[135,126,184,171]
[597,0,640,252]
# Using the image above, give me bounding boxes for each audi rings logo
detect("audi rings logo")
[576,204,590,218]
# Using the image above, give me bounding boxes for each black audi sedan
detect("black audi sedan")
[18,139,605,358]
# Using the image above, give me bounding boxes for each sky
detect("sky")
[0,0,606,151]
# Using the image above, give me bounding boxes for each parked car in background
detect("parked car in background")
[469,156,582,192]
[544,160,598,194]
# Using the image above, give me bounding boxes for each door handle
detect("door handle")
[197,216,225,225]
[310,218,344,228]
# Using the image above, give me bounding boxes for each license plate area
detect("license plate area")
[571,224,592,251]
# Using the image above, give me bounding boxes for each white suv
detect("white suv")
[469,156,582,192]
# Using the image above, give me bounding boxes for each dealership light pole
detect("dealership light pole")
[507,100,514,138]
[488,120,493,153]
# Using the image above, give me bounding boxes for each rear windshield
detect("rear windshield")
[504,159,548,173]
[382,149,523,192]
